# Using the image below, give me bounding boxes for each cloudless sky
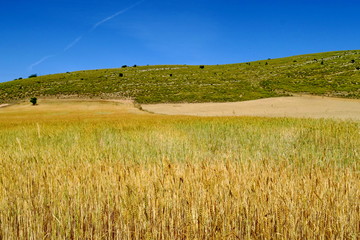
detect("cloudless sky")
[1,0,360,82]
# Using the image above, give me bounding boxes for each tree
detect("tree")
[30,97,37,105]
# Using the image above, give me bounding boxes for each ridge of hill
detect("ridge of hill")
[1,50,360,104]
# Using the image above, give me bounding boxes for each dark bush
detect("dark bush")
[121,65,128,68]
[30,97,37,105]
[119,73,124,77]
[29,74,37,78]
[199,65,205,69]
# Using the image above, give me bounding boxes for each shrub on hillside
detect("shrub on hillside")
[30,97,37,105]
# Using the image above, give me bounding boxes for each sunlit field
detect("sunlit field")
[0,100,359,239]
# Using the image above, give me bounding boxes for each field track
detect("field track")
[142,96,360,120]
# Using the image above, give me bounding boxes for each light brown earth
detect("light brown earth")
[2,96,360,120]
[0,99,146,119]
[0,104,9,108]
[142,96,360,120]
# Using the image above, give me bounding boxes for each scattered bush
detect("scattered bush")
[28,74,37,78]
[199,65,205,69]
[351,59,355,63]
[119,73,124,77]
[30,97,37,105]
[121,65,128,68]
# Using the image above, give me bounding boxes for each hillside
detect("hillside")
[1,50,360,104]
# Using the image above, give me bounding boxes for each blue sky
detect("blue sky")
[1,0,359,82]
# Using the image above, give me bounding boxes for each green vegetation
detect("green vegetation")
[0,101,359,238]
[1,50,360,104]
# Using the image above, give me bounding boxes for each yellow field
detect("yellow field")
[0,100,359,239]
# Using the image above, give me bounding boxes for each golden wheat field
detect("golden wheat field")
[0,99,359,239]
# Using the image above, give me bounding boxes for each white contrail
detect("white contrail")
[65,0,145,51]
[28,55,54,71]
[90,0,145,32]
[27,0,144,69]
[64,35,84,51]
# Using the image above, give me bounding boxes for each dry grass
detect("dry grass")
[142,95,360,120]
[0,100,359,239]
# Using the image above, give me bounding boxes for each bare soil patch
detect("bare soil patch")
[0,104,9,108]
[142,96,360,120]
[0,99,147,116]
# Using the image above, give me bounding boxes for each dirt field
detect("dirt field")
[142,96,360,120]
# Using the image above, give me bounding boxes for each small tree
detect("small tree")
[30,97,37,105]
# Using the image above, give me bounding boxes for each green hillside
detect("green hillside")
[1,50,360,104]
